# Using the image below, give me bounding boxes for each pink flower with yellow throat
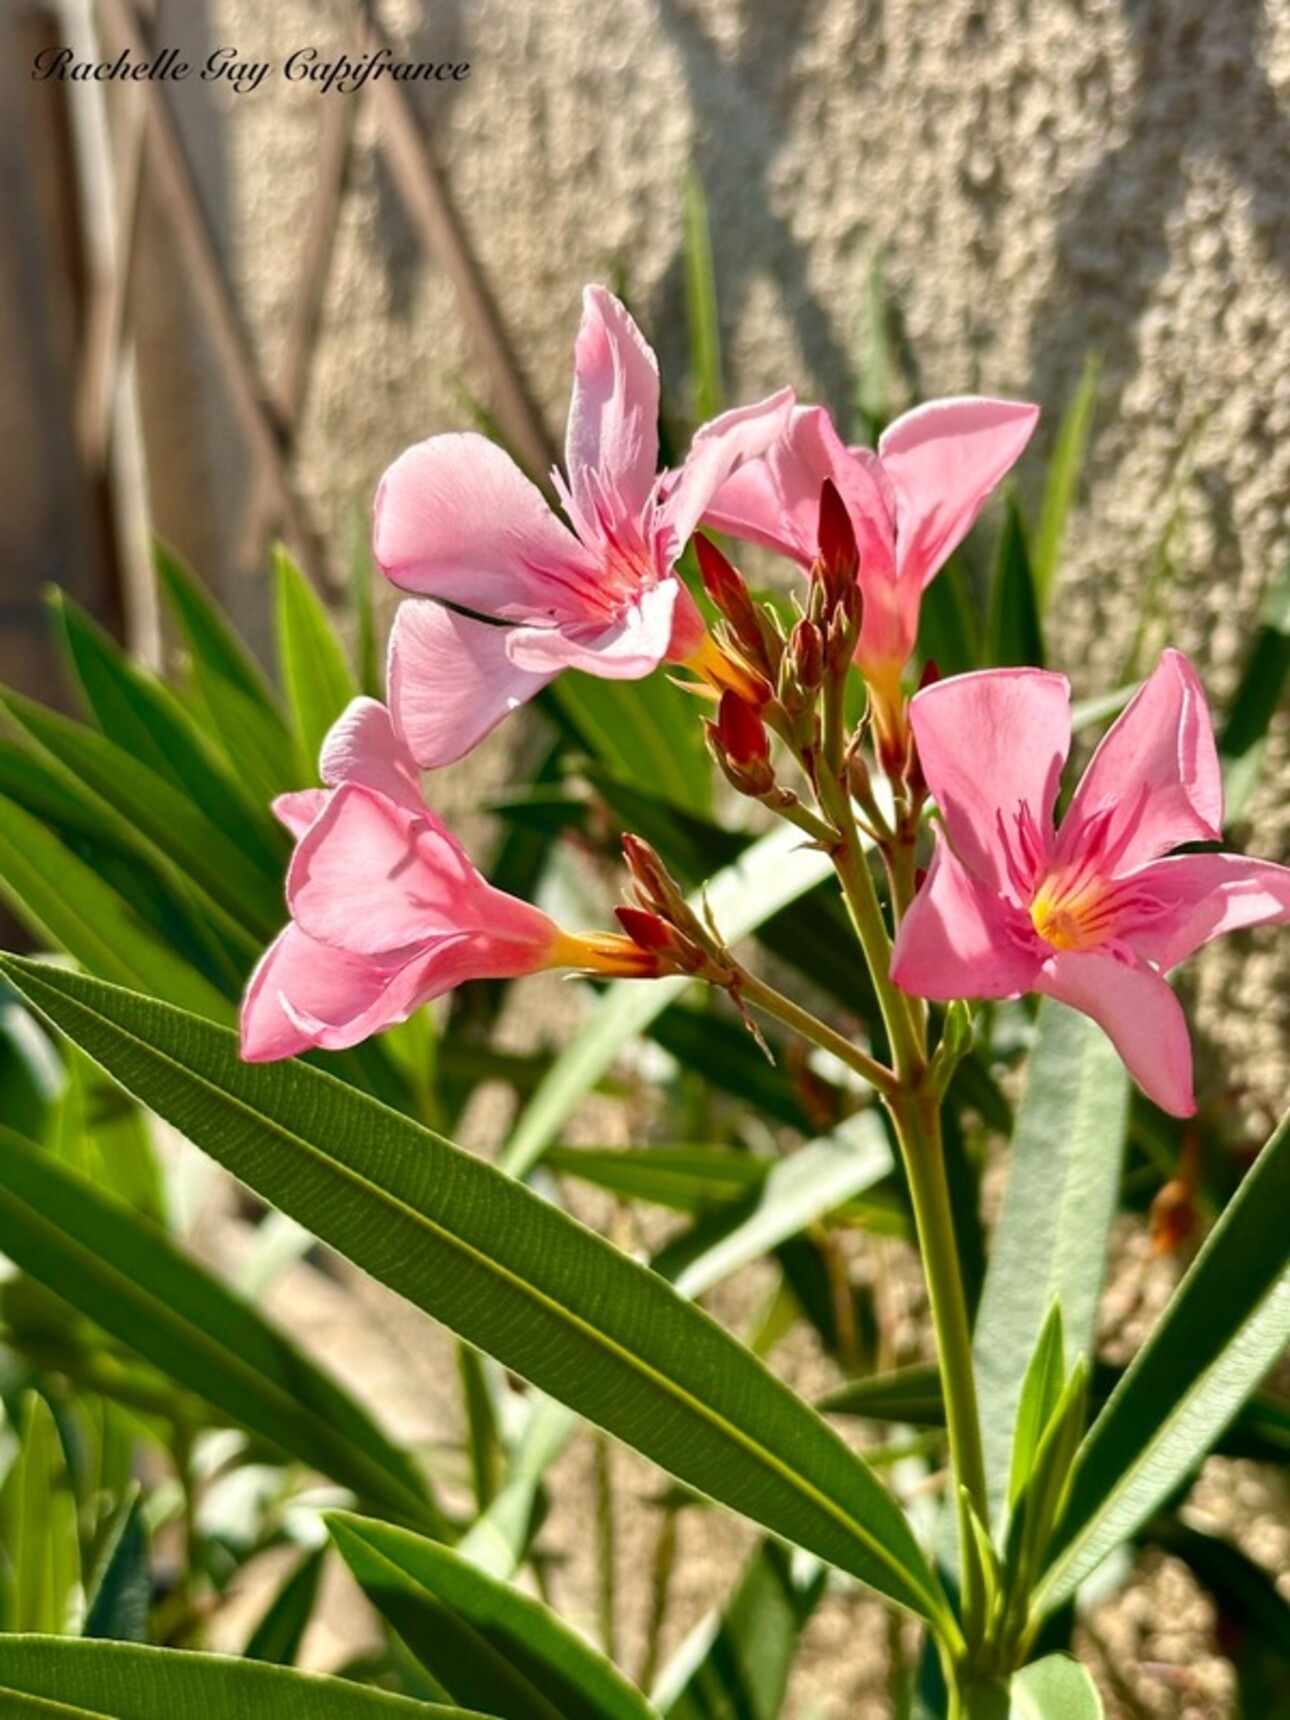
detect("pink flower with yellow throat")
[373,287,791,769]
[890,651,1290,1115]
[240,699,658,1062]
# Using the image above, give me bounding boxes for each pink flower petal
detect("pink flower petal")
[374,432,595,622]
[240,925,406,1062]
[891,839,1044,999]
[703,404,897,578]
[910,668,1072,894]
[1036,949,1196,1116]
[1115,850,1290,972]
[878,397,1039,587]
[662,389,795,550]
[504,579,679,679]
[388,603,558,769]
[565,286,660,521]
[320,696,423,807]
[287,782,481,957]
[1060,649,1223,874]
[273,790,327,839]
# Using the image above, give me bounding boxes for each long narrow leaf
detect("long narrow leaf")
[0,793,232,1021]
[972,1001,1129,1514]
[0,1637,488,1718]
[329,1513,658,1720]
[274,546,360,773]
[0,956,948,1627]
[1031,356,1099,610]
[0,1125,437,1530]
[1035,1106,1290,1613]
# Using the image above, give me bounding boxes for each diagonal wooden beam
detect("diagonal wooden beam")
[354,2,558,482]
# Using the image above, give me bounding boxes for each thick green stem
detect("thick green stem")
[892,1091,990,1532]
[815,770,924,1082]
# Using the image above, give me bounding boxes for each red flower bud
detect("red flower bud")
[816,478,859,606]
[716,690,770,769]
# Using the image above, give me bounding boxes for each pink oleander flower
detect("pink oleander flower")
[703,398,1038,738]
[373,286,792,768]
[241,699,657,1062]
[889,651,1290,1115]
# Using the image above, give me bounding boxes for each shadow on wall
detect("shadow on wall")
[655,0,865,427]
[1024,0,1289,431]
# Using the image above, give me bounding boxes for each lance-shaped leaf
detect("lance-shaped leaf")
[0,1392,80,1635]
[0,1124,437,1531]
[274,546,360,775]
[328,1513,658,1720]
[0,956,947,1628]
[972,1002,1129,1515]
[1034,1106,1290,1614]
[0,1637,492,1718]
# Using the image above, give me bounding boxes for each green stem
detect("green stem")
[732,965,898,1098]
[892,1091,990,1532]
[815,770,923,1082]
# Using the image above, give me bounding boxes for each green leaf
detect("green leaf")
[972,1001,1129,1515]
[500,822,835,1177]
[683,170,723,425]
[552,671,712,816]
[274,545,360,775]
[0,957,947,1627]
[0,791,233,1021]
[0,1393,80,1636]
[1008,1654,1103,1719]
[819,1363,946,1425]
[917,555,982,677]
[656,1540,825,1720]
[329,1512,659,1720]
[457,1345,503,1512]
[986,496,1045,669]
[0,1124,437,1530]
[1031,356,1099,611]
[547,1145,771,1215]
[245,1546,327,1665]
[1008,1305,1068,1511]
[84,1489,150,1644]
[0,1637,490,1718]
[1219,553,1290,819]
[155,542,278,709]
[1035,1106,1290,1614]
[50,591,281,868]
[0,691,284,938]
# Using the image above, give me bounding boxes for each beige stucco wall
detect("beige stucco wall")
[163,0,1289,1101]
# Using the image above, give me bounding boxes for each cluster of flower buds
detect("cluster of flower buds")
[615,835,738,987]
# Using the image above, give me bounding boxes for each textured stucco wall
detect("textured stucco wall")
[169,0,1290,1100]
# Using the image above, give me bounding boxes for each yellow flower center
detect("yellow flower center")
[1029,875,1116,952]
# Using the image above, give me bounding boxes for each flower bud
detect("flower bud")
[786,618,825,698]
[816,479,859,608]
[620,834,690,921]
[694,535,769,672]
[614,906,707,974]
[707,691,775,796]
